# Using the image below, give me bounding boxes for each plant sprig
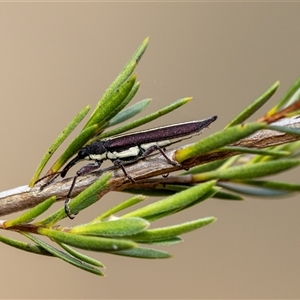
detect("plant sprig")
[1,37,300,276]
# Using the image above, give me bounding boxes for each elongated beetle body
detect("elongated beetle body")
[40,116,217,219]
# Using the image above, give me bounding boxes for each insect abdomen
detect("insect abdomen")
[105,116,217,150]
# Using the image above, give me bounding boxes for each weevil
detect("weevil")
[38,115,217,219]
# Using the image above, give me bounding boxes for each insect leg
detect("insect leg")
[141,144,182,167]
[112,159,135,183]
[65,161,103,219]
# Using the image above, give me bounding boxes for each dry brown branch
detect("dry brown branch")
[0,116,299,217]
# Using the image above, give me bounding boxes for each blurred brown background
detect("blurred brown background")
[1,3,300,299]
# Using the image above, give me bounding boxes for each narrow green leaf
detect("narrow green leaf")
[65,172,111,217]
[58,242,105,267]
[122,184,215,204]
[51,124,98,173]
[236,179,300,192]
[99,97,192,139]
[38,173,111,225]
[213,190,244,200]
[282,140,300,154]
[104,81,141,125]
[176,122,266,163]
[110,247,171,259]
[193,159,300,181]
[84,74,136,130]
[125,185,216,202]
[268,124,300,136]
[183,158,228,175]
[29,105,90,186]
[145,237,182,245]
[226,81,279,128]
[0,234,52,256]
[221,146,290,157]
[285,87,300,108]
[121,180,216,219]
[93,195,146,222]
[86,61,137,129]
[38,227,136,251]
[126,217,216,243]
[22,232,104,276]
[4,196,56,228]
[171,187,219,216]
[130,187,216,222]
[218,182,291,197]
[267,77,300,115]
[91,81,141,138]
[70,217,149,237]
[126,36,149,65]
[87,37,148,127]
[107,98,152,127]
[217,155,241,170]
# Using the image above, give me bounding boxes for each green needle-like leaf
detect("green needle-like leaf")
[193,159,300,181]
[93,195,146,222]
[267,76,300,115]
[183,159,228,175]
[102,81,141,127]
[121,180,216,220]
[37,227,136,251]
[110,247,171,259]
[0,234,52,256]
[84,61,136,130]
[218,182,292,197]
[148,237,182,245]
[38,172,111,225]
[86,37,148,128]
[84,74,137,130]
[126,36,149,65]
[236,179,300,192]
[213,190,244,200]
[171,188,219,216]
[65,172,111,217]
[57,242,105,267]
[267,124,300,136]
[22,232,104,275]
[99,97,192,139]
[29,105,90,186]
[4,196,56,228]
[70,217,149,237]
[126,217,216,243]
[176,122,266,162]
[226,81,279,128]
[221,146,290,157]
[107,98,152,127]
[3,38,300,277]
[51,124,98,173]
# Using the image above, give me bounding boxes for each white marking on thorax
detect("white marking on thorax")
[108,146,140,160]
[88,153,107,161]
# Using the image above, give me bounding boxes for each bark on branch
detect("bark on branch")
[0,116,299,217]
